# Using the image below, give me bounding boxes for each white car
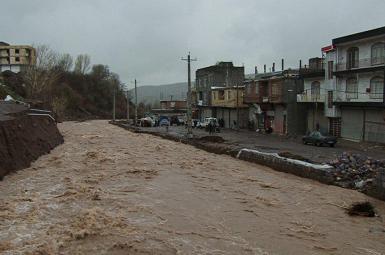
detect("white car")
[199,117,217,129]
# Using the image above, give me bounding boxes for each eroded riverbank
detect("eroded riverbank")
[0,120,384,254]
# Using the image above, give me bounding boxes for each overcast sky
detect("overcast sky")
[1,0,385,87]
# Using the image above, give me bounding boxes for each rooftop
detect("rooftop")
[332,26,385,45]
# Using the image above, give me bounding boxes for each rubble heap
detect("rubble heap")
[328,152,385,190]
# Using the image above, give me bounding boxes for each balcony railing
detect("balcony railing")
[297,93,326,103]
[335,57,385,72]
[334,91,383,102]
[299,67,324,78]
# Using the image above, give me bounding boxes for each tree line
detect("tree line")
[2,45,132,120]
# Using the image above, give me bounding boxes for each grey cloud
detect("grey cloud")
[1,0,385,87]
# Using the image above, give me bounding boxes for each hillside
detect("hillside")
[130,82,190,104]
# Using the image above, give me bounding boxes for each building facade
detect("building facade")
[325,27,385,143]
[244,69,306,135]
[297,57,329,134]
[195,62,244,119]
[211,86,248,128]
[0,42,36,73]
[151,100,187,116]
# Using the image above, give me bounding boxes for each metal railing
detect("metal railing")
[297,93,326,103]
[335,57,385,72]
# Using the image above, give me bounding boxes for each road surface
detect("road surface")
[0,120,384,254]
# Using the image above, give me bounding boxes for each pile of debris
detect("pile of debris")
[328,152,385,190]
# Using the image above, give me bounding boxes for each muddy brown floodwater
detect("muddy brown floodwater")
[1,120,385,255]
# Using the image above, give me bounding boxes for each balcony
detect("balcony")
[297,93,325,103]
[243,95,259,104]
[334,91,383,104]
[335,57,385,74]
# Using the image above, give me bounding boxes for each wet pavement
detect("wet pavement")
[139,125,385,163]
[1,120,385,254]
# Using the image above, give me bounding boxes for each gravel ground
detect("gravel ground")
[0,120,385,254]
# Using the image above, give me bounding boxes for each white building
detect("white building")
[298,26,385,143]
[326,27,384,143]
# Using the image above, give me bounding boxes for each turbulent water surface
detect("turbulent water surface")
[0,120,385,254]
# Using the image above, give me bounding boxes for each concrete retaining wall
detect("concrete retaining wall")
[237,149,335,184]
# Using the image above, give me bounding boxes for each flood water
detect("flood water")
[0,120,384,254]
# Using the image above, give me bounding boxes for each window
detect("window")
[347,47,359,69]
[311,81,320,100]
[346,78,358,99]
[327,61,333,79]
[15,57,20,62]
[371,43,385,65]
[328,91,333,108]
[15,49,19,54]
[370,77,384,99]
[218,90,225,100]
[271,82,281,96]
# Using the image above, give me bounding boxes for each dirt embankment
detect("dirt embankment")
[0,115,64,179]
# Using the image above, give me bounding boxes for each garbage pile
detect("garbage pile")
[328,152,385,190]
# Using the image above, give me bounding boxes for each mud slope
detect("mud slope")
[0,115,63,179]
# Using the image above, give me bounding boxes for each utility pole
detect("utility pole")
[126,90,130,123]
[182,52,197,138]
[236,82,239,130]
[134,79,138,126]
[112,87,116,122]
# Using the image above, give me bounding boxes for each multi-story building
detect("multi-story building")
[195,62,244,119]
[211,86,248,128]
[0,42,36,73]
[297,57,329,134]
[324,26,385,143]
[244,69,306,135]
[151,100,187,116]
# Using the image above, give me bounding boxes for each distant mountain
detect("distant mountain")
[129,82,190,104]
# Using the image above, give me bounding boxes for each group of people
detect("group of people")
[207,121,218,134]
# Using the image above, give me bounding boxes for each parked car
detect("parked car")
[199,117,217,129]
[159,116,170,126]
[302,131,337,147]
[139,117,155,127]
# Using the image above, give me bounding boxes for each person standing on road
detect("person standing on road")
[208,121,213,135]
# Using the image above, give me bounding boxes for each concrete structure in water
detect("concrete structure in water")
[0,42,36,73]
[195,62,244,120]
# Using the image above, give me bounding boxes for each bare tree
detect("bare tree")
[51,96,67,120]
[22,45,61,100]
[57,53,73,72]
[74,54,91,74]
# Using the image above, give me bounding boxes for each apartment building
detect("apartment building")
[324,27,385,143]
[244,69,306,135]
[0,42,36,73]
[211,86,248,128]
[297,57,329,134]
[195,62,244,119]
